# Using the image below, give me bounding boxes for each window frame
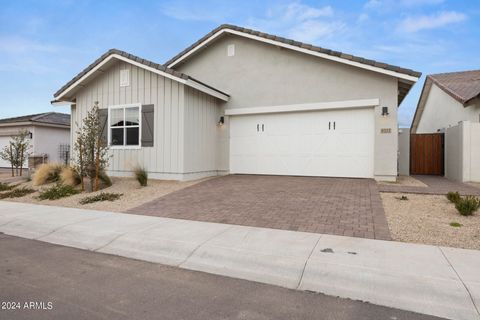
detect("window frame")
[107,103,142,149]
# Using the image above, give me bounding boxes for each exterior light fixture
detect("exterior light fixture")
[218,116,225,126]
[28,131,33,139]
[382,106,389,117]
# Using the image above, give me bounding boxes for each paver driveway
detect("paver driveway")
[128,175,391,240]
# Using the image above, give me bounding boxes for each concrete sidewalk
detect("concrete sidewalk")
[0,201,479,320]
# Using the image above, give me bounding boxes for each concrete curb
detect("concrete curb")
[0,201,479,320]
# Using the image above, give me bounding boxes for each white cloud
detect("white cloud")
[284,3,333,20]
[0,36,60,54]
[288,20,345,43]
[399,11,467,33]
[365,0,444,9]
[247,2,344,44]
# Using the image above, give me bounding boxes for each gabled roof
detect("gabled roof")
[166,24,422,80]
[411,69,480,133]
[0,112,70,127]
[53,49,229,102]
[428,70,480,105]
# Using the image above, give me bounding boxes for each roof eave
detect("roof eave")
[166,25,421,82]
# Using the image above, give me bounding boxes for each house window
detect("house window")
[109,104,140,147]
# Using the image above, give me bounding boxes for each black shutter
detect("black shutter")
[141,105,154,147]
[99,109,108,145]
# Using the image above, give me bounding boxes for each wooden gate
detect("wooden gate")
[410,133,444,175]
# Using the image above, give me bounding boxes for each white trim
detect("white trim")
[51,100,74,106]
[225,98,379,116]
[107,103,142,149]
[168,28,419,82]
[56,54,229,102]
[186,79,229,101]
[0,122,69,129]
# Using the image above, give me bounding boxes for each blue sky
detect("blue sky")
[0,0,478,126]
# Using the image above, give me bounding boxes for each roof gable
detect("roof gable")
[53,49,229,103]
[166,24,421,82]
[429,70,480,105]
[411,69,480,133]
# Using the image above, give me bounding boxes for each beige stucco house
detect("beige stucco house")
[409,70,480,182]
[52,24,420,181]
[0,112,70,169]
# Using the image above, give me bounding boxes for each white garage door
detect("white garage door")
[229,108,375,178]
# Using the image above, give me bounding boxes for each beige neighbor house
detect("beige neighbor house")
[0,112,70,169]
[407,70,480,182]
[52,24,421,182]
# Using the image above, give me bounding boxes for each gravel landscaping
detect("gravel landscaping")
[378,175,427,187]
[382,192,480,250]
[2,177,208,212]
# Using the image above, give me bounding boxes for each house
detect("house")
[52,24,421,182]
[407,70,480,182]
[0,112,71,169]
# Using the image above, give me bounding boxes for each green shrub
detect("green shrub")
[134,167,148,187]
[38,184,79,200]
[455,196,480,216]
[0,187,35,199]
[0,182,14,191]
[446,191,461,204]
[79,192,122,205]
[450,222,462,227]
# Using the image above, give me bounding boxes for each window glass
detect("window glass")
[110,109,123,126]
[125,107,139,126]
[111,128,124,145]
[126,127,139,145]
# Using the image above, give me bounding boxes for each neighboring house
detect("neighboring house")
[0,112,71,169]
[52,24,420,181]
[408,70,480,182]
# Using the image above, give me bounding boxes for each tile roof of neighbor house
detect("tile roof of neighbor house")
[165,24,422,78]
[0,112,70,127]
[53,49,229,99]
[428,69,480,105]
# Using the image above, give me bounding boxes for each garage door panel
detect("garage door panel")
[229,108,374,178]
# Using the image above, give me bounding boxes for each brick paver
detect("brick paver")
[128,175,391,240]
[378,175,480,196]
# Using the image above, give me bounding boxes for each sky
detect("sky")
[0,0,478,127]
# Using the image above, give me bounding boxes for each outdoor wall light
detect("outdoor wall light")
[28,131,33,139]
[382,106,389,117]
[218,116,225,126]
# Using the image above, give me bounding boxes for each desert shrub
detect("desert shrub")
[450,222,462,227]
[99,171,112,187]
[79,192,122,205]
[33,163,63,185]
[455,196,480,216]
[134,167,148,186]
[60,166,81,187]
[0,187,35,199]
[38,184,79,200]
[0,182,14,191]
[446,191,461,204]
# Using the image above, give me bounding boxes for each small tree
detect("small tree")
[72,102,110,191]
[0,129,31,177]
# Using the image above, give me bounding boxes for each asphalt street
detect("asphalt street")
[0,233,445,320]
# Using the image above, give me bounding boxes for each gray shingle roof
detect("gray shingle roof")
[53,49,228,99]
[165,24,422,78]
[0,112,70,127]
[429,70,480,105]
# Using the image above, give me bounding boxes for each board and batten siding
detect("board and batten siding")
[72,59,225,180]
[73,60,187,179]
[183,86,228,177]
